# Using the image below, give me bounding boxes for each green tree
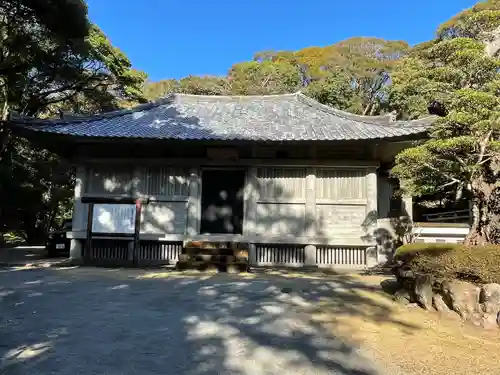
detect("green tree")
[144,79,178,100]
[437,0,500,40]
[304,72,360,112]
[0,0,90,152]
[178,76,229,95]
[144,76,229,100]
[0,138,74,244]
[0,1,147,244]
[145,37,409,115]
[258,38,410,114]
[228,60,300,95]
[327,38,409,115]
[390,4,500,245]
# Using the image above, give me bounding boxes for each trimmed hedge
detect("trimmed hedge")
[394,243,460,260]
[394,243,500,285]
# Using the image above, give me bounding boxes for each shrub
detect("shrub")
[395,243,500,285]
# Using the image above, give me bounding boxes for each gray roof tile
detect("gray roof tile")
[9,92,435,141]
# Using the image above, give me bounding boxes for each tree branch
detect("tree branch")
[478,129,493,165]
[261,74,272,88]
[440,180,460,189]
[423,161,462,185]
[454,155,467,167]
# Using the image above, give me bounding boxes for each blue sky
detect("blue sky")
[86,0,479,81]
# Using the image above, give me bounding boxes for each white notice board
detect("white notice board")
[91,204,136,234]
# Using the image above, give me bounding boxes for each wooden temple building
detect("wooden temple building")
[9,92,464,269]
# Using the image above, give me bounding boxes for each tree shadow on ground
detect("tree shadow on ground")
[0,267,417,375]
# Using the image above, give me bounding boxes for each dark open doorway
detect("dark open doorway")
[200,169,245,234]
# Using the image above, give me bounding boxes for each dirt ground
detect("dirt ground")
[127,268,500,375]
[2,265,500,375]
[309,273,500,375]
[0,267,389,375]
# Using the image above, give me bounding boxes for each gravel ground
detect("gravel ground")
[0,267,390,375]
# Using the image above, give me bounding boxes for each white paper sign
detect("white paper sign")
[91,204,136,234]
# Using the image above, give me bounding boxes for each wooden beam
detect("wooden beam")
[79,157,380,168]
[81,196,150,204]
[87,232,134,238]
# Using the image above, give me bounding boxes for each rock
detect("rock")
[392,264,417,298]
[479,283,500,314]
[415,274,434,310]
[432,278,445,291]
[441,280,481,320]
[380,279,400,295]
[393,265,415,280]
[468,311,499,329]
[469,312,483,327]
[433,294,451,313]
[480,312,500,330]
[393,289,411,305]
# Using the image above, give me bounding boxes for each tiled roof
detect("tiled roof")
[9,92,435,141]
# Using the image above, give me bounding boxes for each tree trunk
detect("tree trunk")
[0,126,10,159]
[363,102,372,116]
[466,198,490,246]
[464,178,500,246]
[0,97,10,160]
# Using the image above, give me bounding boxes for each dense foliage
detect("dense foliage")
[391,0,500,244]
[0,0,147,244]
[145,37,410,115]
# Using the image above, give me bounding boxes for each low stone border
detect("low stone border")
[388,263,500,330]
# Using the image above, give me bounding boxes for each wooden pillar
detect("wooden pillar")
[245,167,258,265]
[70,166,87,260]
[132,199,142,265]
[305,167,317,266]
[186,168,201,236]
[244,167,258,237]
[377,174,393,219]
[366,167,380,265]
[69,240,83,263]
[132,166,142,197]
[401,194,413,222]
[84,202,94,262]
[366,168,378,222]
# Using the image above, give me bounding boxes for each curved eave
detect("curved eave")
[6,91,435,142]
[8,122,429,144]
